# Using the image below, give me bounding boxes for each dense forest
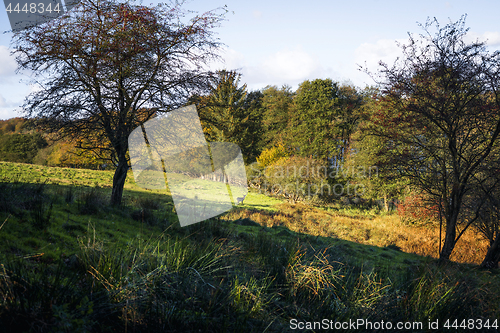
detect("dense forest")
[0,75,365,171]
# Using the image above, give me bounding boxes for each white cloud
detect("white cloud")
[354,32,500,83]
[244,46,332,89]
[0,107,21,120]
[0,93,22,120]
[0,45,17,82]
[261,47,320,81]
[211,46,341,90]
[252,10,262,19]
[212,48,246,71]
[0,84,30,119]
[354,39,406,75]
[0,92,22,109]
[466,31,500,47]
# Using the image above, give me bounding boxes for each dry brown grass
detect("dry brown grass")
[225,202,490,265]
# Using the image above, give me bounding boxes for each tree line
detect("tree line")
[190,71,362,163]
[0,117,111,168]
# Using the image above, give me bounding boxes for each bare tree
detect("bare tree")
[476,189,500,269]
[471,152,500,268]
[363,16,500,262]
[12,0,226,205]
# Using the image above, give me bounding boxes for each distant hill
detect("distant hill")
[0,118,47,164]
[0,117,110,169]
[0,117,26,135]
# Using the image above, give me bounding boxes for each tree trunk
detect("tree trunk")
[480,232,500,269]
[111,153,128,206]
[439,190,464,263]
[439,214,458,262]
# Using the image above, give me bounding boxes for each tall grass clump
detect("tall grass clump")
[78,186,105,215]
[28,182,53,230]
[130,197,164,226]
[0,257,95,332]
[393,265,482,322]
[136,197,161,210]
[245,232,300,284]
[64,186,75,203]
[229,275,274,318]
[73,230,233,331]
[0,179,29,215]
[0,181,53,229]
[286,248,342,302]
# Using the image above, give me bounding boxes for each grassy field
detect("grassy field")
[0,161,499,332]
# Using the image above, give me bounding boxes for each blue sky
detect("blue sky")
[1,0,500,119]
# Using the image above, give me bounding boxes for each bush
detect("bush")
[397,194,439,225]
[263,156,329,202]
[256,143,289,168]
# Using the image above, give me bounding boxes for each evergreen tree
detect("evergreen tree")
[291,79,343,161]
[199,70,262,161]
[260,85,294,149]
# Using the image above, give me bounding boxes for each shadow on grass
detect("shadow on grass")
[0,180,498,332]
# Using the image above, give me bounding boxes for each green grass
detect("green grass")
[238,190,283,211]
[0,161,499,332]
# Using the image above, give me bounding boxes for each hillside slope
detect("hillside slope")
[0,161,498,332]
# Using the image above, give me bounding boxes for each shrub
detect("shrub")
[397,194,439,225]
[263,156,329,202]
[256,143,289,168]
[0,133,47,163]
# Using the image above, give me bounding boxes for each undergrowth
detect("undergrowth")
[0,227,493,332]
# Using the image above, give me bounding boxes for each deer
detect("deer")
[236,194,246,205]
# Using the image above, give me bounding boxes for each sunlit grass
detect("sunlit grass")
[225,202,489,265]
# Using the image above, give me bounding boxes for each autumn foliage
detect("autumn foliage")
[396,194,440,225]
